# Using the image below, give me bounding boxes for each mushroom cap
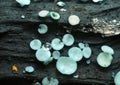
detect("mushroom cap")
[38,10,49,18]
[114,71,120,85]
[42,77,59,85]
[30,39,42,50]
[49,12,60,20]
[38,24,48,34]
[101,45,114,55]
[97,52,113,67]
[35,48,51,62]
[51,38,64,50]
[16,0,31,6]
[78,42,85,49]
[25,66,34,73]
[57,1,66,7]
[83,47,92,58]
[68,15,80,26]
[68,47,83,61]
[62,34,74,46]
[52,51,61,60]
[56,57,77,75]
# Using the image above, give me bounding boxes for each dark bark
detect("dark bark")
[0,0,120,85]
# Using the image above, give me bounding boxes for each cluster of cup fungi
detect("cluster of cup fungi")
[15,0,120,85]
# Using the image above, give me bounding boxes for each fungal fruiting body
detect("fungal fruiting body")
[68,47,83,62]
[34,82,41,85]
[62,34,74,46]
[51,38,64,50]
[78,42,85,49]
[68,15,80,26]
[52,51,61,60]
[35,48,51,62]
[30,39,42,50]
[38,10,49,18]
[97,52,113,68]
[25,66,34,73]
[92,0,103,3]
[49,12,60,20]
[42,77,59,85]
[38,24,48,34]
[101,45,114,55]
[12,65,18,73]
[16,0,31,7]
[56,57,77,75]
[57,1,66,7]
[114,71,120,85]
[83,46,92,58]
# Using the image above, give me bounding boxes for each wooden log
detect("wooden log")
[0,0,120,85]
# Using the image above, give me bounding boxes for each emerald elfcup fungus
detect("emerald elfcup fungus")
[83,46,92,59]
[92,0,103,3]
[62,34,74,46]
[42,77,59,85]
[56,57,77,75]
[57,1,66,7]
[68,15,80,26]
[38,24,48,34]
[101,45,114,55]
[25,66,34,73]
[78,42,85,49]
[114,71,120,85]
[52,51,61,60]
[68,47,83,62]
[38,10,49,18]
[35,48,51,62]
[97,52,113,68]
[34,82,41,85]
[16,0,31,7]
[30,39,42,50]
[51,38,64,50]
[49,12,60,20]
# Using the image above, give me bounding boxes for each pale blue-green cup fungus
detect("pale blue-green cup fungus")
[38,10,49,18]
[78,42,85,49]
[16,0,31,7]
[25,66,34,73]
[97,52,113,68]
[68,47,83,62]
[83,46,92,59]
[30,39,42,50]
[51,38,64,50]
[42,42,52,51]
[68,15,80,26]
[101,45,114,55]
[42,77,59,85]
[35,48,51,62]
[62,34,74,46]
[38,24,48,34]
[114,71,120,85]
[52,51,61,60]
[56,57,77,75]
[57,1,66,7]
[49,12,60,20]
[34,82,41,85]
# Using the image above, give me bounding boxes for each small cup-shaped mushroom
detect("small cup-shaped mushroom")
[43,57,53,65]
[38,10,49,18]
[16,0,31,7]
[42,77,59,85]
[83,46,92,59]
[56,57,77,75]
[62,34,74,46]
[68,15,80,26]
[34,82,41,85]
[52,51,61,60]
[97,52,113,68]
[25,66,34,73]
[101,45,114,55]
[78,42,85,49]
[38,24,48,34]
[92,0,103,3]
[114,71,120,85]
[57,1,66,7]
[49,12,60,20]
[68,47,83,61]
[51,38,64,50]
[35,48,51,62]
[42,42,52,51]
[30,39,42,50]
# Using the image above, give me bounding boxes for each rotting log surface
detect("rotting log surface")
[0,0,120,85]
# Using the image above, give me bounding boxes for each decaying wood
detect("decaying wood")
[0,0,120,85]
